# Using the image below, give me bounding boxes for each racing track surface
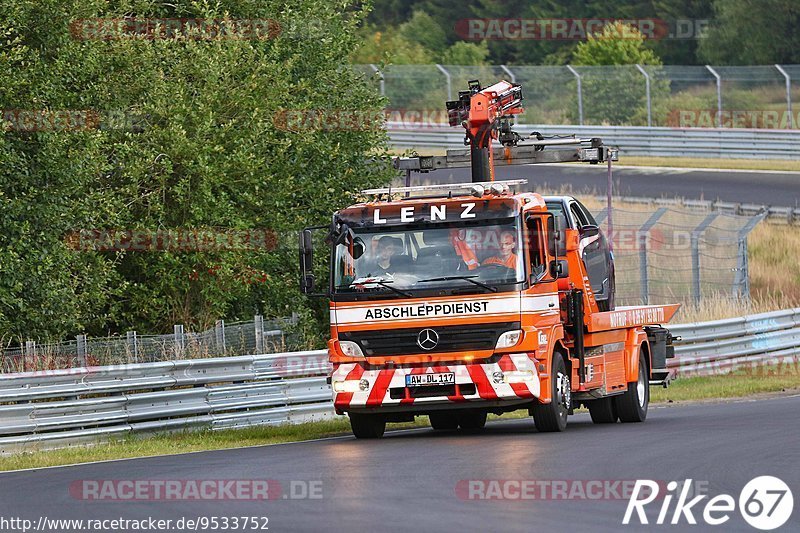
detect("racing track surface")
[1,394,798,532]
[436,165,800,208]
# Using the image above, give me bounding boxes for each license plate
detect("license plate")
[405,372,455,387]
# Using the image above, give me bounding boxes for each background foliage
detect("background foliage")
[0,0,392,343]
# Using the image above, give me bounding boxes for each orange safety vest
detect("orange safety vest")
[450,230,479,270]
[482,254,517,269]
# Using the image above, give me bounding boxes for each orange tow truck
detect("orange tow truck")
[299,80,679,438]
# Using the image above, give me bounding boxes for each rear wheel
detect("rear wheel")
[615,351,649,423]
[587,397,618,424]
[531,354,570,432]
[429,412,459,430]
[457,410,487,431]
[349,413,386,439]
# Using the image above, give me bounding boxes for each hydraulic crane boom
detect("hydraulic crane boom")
[446,80,524,182]
[396,79,617,183]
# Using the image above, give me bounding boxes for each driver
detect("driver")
[482,231,517,269]
[366,236,403,276]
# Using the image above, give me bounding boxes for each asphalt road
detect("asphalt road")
[1,395,798,532]
[429,165,800,208]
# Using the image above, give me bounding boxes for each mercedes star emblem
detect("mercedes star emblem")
[417,328,439,351]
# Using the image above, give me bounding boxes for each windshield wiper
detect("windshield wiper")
[336,279,413,298]
[418,275,498,293]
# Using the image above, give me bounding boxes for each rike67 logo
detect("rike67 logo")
[624,476,794,530]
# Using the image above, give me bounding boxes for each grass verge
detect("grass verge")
[1,369,796,472]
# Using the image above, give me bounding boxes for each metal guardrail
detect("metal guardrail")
[1,308,798,453]
[592,196,800,226]
[669,308,800,377]
[388,123,800,160]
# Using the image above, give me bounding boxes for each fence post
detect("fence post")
[775,65,793,129]
[76,334,87,367]
[638,208,667,305]
[215,319,226,355]
[691,213,719,305]
[705,66,723,128]
[566,65,584,125]
[500,64,516,83]
[24,341,35,372]
[435,64,452,101]
[635,64,652,127]
[734,212,768,298]
[126,331,138,362]
[173,325,185,358]
[254,315,264,354]
[369,64,385,96]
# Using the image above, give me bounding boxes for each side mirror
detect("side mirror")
[550,259,569,279]
[580,225,600,238]
[564,229,580,252]
[352,237,365,260]
[299,229,315,294]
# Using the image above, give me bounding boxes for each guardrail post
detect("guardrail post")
[173,325,185,359]
[369,64,385,96]
[638,208,667,304]
[566,65,584,125]
[76,334,87,367]
[126,331,139,363]
[435,64,452,101]
[691,213,719,305]
[254,315,264,354]
[635,64,652,127]
[215,319,226,355]
[775,65,793,129]
[706,66,723,127]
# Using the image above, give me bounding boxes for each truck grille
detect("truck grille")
[339,322,520,357]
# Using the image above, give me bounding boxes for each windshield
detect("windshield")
[333,219,525,298]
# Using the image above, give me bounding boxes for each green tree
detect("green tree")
[0,0,392,342]
[699,0,800,64]
[570,22,667,125]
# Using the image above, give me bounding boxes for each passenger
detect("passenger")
[482,231,518,269]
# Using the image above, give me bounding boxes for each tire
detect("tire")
[429,412,459,430]
[615,350,649,423]
[349,413,386,439]
[587,397,618,424]
[457,410,487,431]
[531,354,570,432]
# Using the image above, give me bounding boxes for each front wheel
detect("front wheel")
[615,351,649,423]
[531,354,570,432]
[349,413,386,439]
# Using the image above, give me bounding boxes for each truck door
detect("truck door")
[569,201,614,308]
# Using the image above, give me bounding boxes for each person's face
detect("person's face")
[499,233,515,258]
[378,242,397,260]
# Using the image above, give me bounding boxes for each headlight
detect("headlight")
[504,370,536,383]
[495,330,522,350]
[339,340,364,357]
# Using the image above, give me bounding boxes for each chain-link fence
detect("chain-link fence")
[1,315,298,374]
[356,64,800,128]
[594,207,764,306]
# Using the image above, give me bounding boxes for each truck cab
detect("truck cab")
[300,181,677,438]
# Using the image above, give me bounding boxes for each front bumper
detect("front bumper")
[332,353,541,414]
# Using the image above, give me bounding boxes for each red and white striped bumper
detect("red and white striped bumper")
[332,353,541,413]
